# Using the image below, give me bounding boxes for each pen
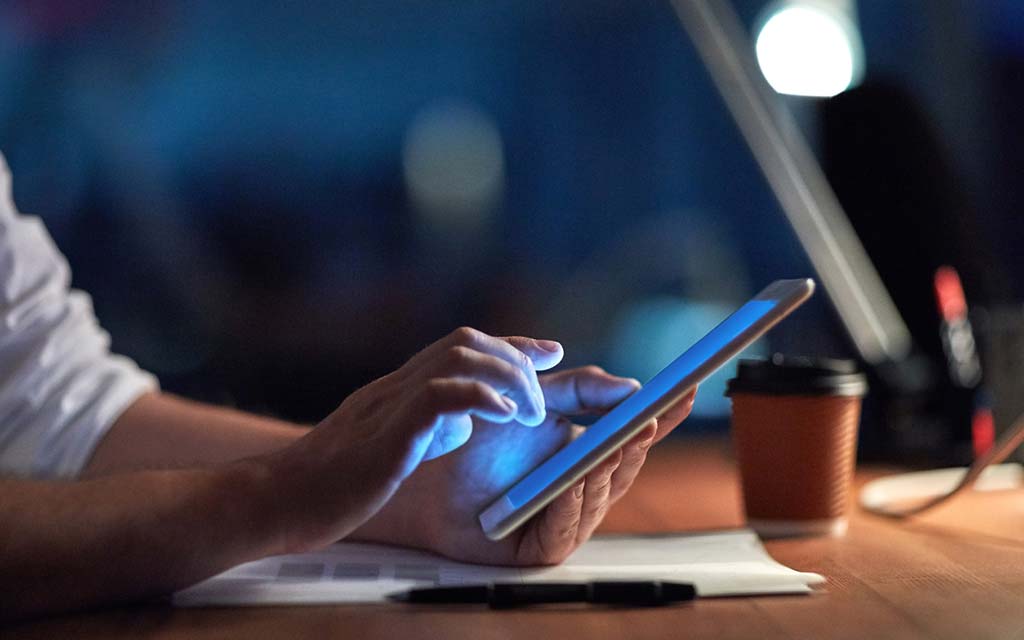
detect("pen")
[933,266,982,389]
[933,266,992,457]
[388,580,697,608]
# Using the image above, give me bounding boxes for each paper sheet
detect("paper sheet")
[174,529,825,607]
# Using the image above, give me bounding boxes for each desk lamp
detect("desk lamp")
[667,0,1024,511]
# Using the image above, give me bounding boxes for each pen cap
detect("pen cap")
[589,581,696,605]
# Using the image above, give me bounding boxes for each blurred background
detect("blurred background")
[0,1,1021,453]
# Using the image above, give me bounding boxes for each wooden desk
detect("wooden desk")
[8,439,1024,639]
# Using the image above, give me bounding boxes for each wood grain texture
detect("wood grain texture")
[7,438,1024,639]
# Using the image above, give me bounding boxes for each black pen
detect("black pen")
[388,580,697,608]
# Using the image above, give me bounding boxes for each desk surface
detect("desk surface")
[9,439,1024,639]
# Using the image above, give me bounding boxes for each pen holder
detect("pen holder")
[726,355,868,538]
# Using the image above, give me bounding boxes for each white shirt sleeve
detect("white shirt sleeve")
[0,152,158,478]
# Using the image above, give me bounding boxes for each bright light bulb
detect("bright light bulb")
[755,4,862,98]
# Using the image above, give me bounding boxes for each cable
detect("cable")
[860,412,1024,517]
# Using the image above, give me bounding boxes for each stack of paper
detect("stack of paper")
[174,529,824,607]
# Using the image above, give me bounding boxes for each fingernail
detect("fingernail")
[573,482,585,498]
[502,397,518,414]
[536,340,562,353]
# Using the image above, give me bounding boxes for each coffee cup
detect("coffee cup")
[726,354,868,537]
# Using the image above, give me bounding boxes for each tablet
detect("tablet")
[478,278,816,540]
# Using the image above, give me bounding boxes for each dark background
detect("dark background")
[0,1,1020,441]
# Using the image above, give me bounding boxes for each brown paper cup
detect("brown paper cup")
[726,356,867,538]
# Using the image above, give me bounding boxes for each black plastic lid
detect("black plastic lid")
[725,354,868,397]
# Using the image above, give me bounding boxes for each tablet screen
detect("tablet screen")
[505,299,779,509]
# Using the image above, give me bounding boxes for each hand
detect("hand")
[351,366,696,565]
[260,327,564,552]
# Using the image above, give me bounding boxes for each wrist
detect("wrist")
[218,456,303,557]
[234,440,353,555]
[348,474,443,554]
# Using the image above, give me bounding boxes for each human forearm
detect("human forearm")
[83,392,309,477]
[2,329,562,619]
[0,461,283,621]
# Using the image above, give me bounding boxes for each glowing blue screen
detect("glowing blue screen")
[506,299,778,508]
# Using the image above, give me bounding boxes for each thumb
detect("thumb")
[541,366,641,414]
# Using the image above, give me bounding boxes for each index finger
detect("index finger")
[415,327,563,372]
[405,328,564,426]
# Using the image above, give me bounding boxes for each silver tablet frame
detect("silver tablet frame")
[478,278,815,540]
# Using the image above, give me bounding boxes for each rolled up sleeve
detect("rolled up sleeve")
[0,153,158,478]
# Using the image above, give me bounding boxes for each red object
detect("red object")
[934,266,967,322]
[971,408,995,459]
